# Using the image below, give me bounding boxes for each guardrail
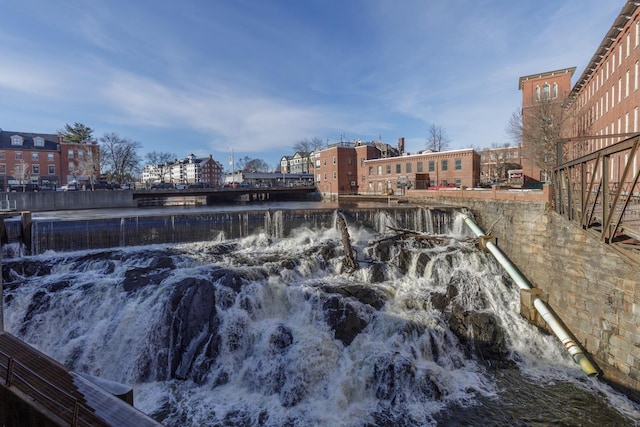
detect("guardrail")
[0,349,108,426]
[553,133,640,264]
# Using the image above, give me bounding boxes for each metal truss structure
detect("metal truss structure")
[553,133,640,264]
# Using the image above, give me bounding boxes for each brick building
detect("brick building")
[517,67,576,182]
[314,138,480,197]
[563,1,640,155]
[0,129,100,190]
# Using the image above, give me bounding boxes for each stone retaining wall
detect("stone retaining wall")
[406,192,640,401]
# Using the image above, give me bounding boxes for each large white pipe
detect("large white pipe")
[459,212,598,377]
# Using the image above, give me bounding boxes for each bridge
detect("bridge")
[132,185,319,205]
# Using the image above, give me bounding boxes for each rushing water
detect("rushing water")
[3,209,640,426]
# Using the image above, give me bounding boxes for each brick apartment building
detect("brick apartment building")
[0,129,100,190]
[314,138,480,197]
[517,1,640,182]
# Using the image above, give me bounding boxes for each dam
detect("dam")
[1,200,639,425]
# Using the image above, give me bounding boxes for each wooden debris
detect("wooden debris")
[337,211,359,272]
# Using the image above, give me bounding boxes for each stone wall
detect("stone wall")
[406,192,640,401]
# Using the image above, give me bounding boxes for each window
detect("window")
[32,165,39,175]
[368,166,373,176]
[332,171,336,180]
[11,136,23,146]
[552,83,558,99]
[395,164,401,173]
[428,161,435,172]
[406,163,412,173]
[377,166,382,175]
[332,156,336,165]
[0,164,5,174]
[0,152,5,160]
[69,162,74,171]
[31,153,39,161]
[78,150,84,159]
[15,152,23,161]
[386,165,391,174]
[323,172,327,180]
[14,164,23,175]
[542,83,550,99]
[455,158,462,170]
[68,150,74,158]
[627,70,630,98]
[316,174,321,182]
[441,160,448,171]
[417,162,423,173]
[34,137,45,147]
[535,86,540,101]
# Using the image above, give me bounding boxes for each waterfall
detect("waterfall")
[3,208,639,426]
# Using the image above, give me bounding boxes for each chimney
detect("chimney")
[398,137,405,154]
[57,133,63,143]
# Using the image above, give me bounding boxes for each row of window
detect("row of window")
[10,136,46,147]
[0,164,56,175]
[576,19,640,111]
[368,159,463,176]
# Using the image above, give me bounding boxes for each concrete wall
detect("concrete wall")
[406,192,640,401]
[0,190,136,211]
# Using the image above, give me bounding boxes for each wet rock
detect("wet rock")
[322,295,370,346]
[447,303,512,368]
[368,262,387,283]
[319,283,387,310]
[211,268,245,293]
[2,259,53,284]
[269,324,293,352]
[414,252,431,276]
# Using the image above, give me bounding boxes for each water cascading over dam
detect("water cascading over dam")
[3,207,639,426]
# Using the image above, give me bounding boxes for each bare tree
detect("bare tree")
[145,151,176,183]
[99,132,142,184]
[12,159,31,191]
[145,151,176,165]
[426,124,451,152]
[293,137,324,155]
[506,95,572,178]
[236,156,269,173]
[75,150,101,190]
[61,122,94,143]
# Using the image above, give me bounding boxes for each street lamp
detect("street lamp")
[228,147,235,184]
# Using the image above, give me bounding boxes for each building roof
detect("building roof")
[0,129,60,151]
[517,67,576,90]
[565,1,639,107]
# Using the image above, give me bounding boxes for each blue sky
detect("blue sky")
[0,0,623,171]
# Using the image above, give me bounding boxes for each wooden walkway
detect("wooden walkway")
[0,332,161,426]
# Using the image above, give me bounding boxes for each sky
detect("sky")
[0,0,624,171]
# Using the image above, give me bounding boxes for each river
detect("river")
[3,203,640,426]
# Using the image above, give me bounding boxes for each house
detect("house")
[0,129,100,190]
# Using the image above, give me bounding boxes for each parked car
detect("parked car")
[175,183,188,190]
[240,182,250,188]
[150,182,174,189]
[93,181,115,190]
[188,182,211,189]
[59,184,77,191]
[9,184,40,192]
[223,182,241,189]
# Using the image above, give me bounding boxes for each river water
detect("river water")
[3,204,640,426]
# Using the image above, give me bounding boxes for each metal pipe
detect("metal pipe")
[459,212,598,377]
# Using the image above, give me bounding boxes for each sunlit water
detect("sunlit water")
[3,209,639,426]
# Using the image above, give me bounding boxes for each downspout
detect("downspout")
[459,212,598,377]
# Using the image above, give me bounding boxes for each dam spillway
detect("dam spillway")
[6,206,457,255]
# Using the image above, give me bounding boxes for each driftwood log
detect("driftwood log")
[337,211,359,272]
